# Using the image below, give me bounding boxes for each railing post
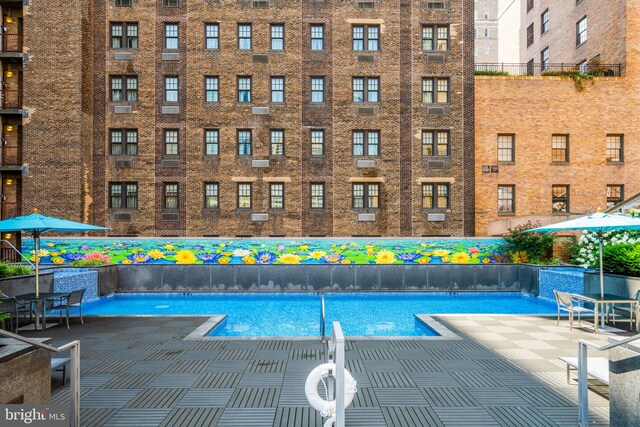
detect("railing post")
[70,342,80,427]
[577,341,589,427]
[332,322,346,427]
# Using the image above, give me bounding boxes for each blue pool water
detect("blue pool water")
[77,292,557,337]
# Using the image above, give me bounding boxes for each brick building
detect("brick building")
[475,0,639,236]
[0,0,475,240]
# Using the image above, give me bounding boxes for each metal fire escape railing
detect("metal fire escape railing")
[0,329,80,427]
[0,239,33,266]
[577,333,640,427]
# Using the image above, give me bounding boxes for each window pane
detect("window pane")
[437,79,448,103]
[437,26,448,51]
[311,77,324,102]
[368,26,379,51]
[353,131,364,156]
[367,78,379,102]
[111,24,123,48]
[165,130,178,155]
[422,185,433,209]
[238,130,251,155]
[436,184,448,209]
[127,24,138,48]
[126,130,138,155]
[422,79,433,103]
[367,184,379,208]
[497,135,514,162]
[352,78,364,102]
[271,130,284,156]
[498,186,514,213]
[111,77,122,101]
[165,77,178,102]
[422,26,433,51]
[205,76,219,102]
[552,135,568,162]
[111,130,122,155]
[238,184,251,208]
[205,183,219,208]
[165,184,178,209]
[126,184,138,208]
[206,24,219,49]
[436,131,448,156]
[270,183,284,209]
[311,184,324,208]
[311,130,324,156]
[606,135,622,162]
[126,77,138,101]
[165,24,178,49]
[111,184,122,208]
[311,25,324,50]
[368,131,379,156]
[271,24,284,50]
[353,184,364,208]
[239,24,252,49]
[422,131,433,156]
[205,129,219,155]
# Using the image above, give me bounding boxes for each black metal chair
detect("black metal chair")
[48,289,86,329]
[0,296,32,333]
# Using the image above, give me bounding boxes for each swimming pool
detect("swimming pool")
[77,292,557,337]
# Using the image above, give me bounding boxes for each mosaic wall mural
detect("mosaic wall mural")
[22,238,510,265]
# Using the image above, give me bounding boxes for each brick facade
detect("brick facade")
[12,0,474,237]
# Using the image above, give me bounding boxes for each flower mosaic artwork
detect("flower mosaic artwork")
[22,238,510,265]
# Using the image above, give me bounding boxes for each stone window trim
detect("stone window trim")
[109,182,138,209]
[109,128,138,156]
[497,184,515,215]
[352,182,381,209]
[204,182,220,209]
[269,182,285,210]
[110,22,138,49]
[422,182,450,210]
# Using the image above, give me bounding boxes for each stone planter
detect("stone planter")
[0,339,51,404]
[0,272,54,296]
[584,272,640,297]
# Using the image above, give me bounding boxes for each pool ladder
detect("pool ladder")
[320,293,326,342]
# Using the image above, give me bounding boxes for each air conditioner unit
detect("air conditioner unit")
[162,106,180,115]
[114,52,133,61]
[113,106,132,114]
[427,106,445,115]
[252,159,270,168]
[161,53,180,61]
[114,213,132,221]
[252,54,269,63]
[427,213,445,222]
[252,107,270,115]
[252,213,269,221]
[114,160,133,168]
[358,213,376,222]
[356,159,376,168]
[162,213,179,221]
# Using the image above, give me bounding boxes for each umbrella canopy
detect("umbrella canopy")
[527,212,640,331]
[527,212,640,234]
[0,209,109,328]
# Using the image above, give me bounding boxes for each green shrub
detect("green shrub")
[603,243,640,277]
[69,259,108,267]
[474,70,509,76]
[503,220,556,262]
[0,262,32,278]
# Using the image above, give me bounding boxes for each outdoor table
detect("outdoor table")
[572,293,639,333]
[14,292,70,331]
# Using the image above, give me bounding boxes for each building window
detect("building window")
[352,25,379,51]
[422,25,449,51]
[526,24,534,47]
[310,24,324,50]
[271,24,284,50]
[541,47,549,71]
[271,76,285,103]
[205,23,219,49]
[110,23,138,49]
[311,183,325,208]
[311,130,324,156]
[552,134,569,162]
[204,183,219,209]
[352,77,379,103]
[205,76,219,102]
[498,185,515,213]
[270,129,284,156]
[552,185,569,212]
[163,0,179,6]
[484,29,489,37]
[497,134,514,162]
[607,185,624,208]
[311,77,324,103]
[238,76,252,103]
[270,183,285,209]
[353,130,380,156]
[164,129,179,155]
[422,183,449,209]
[353,183,380,209]
[110,75,137,102]
[527,0,534,13]
[164,183,179,209]
[237,129,252,155]
[238,23,252,50]
[110,129,138,156]
[606,134,623,162]
[541,9,549,34]
[115,0,132,6]
[422,130,449,156]
[164,23,179,49]
[204,129,219,156]
[526,58,534,75]
[422,77,449,103]
[576,16,587,45]
[165,76,178,102]
[110,182,138,209]
[237,183,252,208]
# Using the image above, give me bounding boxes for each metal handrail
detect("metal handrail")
[0,329,80,427]
[1,239,34,267]
[320,293,326,342]
[475,62,622,77]
[577,333,640,426]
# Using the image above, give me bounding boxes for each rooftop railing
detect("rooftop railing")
[475,62,622,77]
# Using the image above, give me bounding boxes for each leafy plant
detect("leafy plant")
[69,259,108,267]
[0,262,33,278]
[503,220,556,262]
[570,230,640,268]
[474,70,510,76]
[540,69,596,91]
[602,243,640,277]
[510,251,529,264]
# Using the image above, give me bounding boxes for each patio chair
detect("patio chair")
[609,290,640,331]
[554,290,596,331]
[0,296,33,333]
[47,289,86,329]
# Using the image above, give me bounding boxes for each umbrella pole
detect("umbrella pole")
[33,234,41,329]
[599,234,605,329]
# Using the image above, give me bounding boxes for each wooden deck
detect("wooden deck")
[26,315,614,426]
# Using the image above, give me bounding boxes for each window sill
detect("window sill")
[497,212,516,217]
[607,161,624,165]
[422,155,451,159]
[552,211,571,215]
[422,209,451,213]
[576,41,587,49]
[203,208,220,211]
[551,161,569,165]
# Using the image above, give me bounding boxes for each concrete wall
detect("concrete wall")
[584,272,640,297]
[113,264,538,293]
[0,348,50,404]
[609,345,640,426]
[0,272,53,297]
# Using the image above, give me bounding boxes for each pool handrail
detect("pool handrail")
[320,293,326,342]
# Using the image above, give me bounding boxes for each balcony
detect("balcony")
[0,145,21,170]
[1,201,18,219]
[475,62,622,77]
[0,90,23,113]
[0,34,24,59]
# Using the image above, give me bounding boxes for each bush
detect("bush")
[570,230,640,268]
[69,259,108,267]
[0,262,32,278]
[602,243,640,277]
[474,70,509,76]
[503,220,556,262]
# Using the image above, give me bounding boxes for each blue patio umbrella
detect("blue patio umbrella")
[0,209,109,299]
[528,212,640,329]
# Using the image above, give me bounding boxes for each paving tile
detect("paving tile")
[81,389,141,408]
[468,388,529,406]
[177,389,233,407]
[382,406,444,427]
[126,388,188,409]
[193,372,242,389]
[103,408,171,427]
[216,408,276,426]
[344,407,387,426]
[148,373,199,388]
[160,407,223,427]
[421,387,479,407]
[79,408,117,427]
[374,388,428,406]
[434,407,500,426]
[125,360,173,374]
[206,360,250,372]
[485,406,556,427]
[411,372,461,387]
[238,373,284,387]
[103,373,158,389]
[368,371,415,388]
[228,387,280,408]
